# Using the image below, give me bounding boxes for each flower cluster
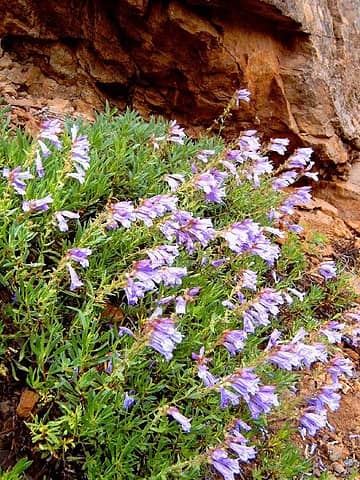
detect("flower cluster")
[146,317,183,361]
[242,288,284,333]
[67,125,91,184]
[221,220,280,265]
[160,210,215,253]
[194,168,228,203]
[107,195,178,230]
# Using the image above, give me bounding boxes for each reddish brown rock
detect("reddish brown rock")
[0,0,359,172]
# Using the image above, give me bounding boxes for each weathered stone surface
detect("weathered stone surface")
[0,0,359,172]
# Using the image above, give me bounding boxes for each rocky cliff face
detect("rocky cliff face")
[0,0,359,174]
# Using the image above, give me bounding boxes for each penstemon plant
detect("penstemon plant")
[0,94,358,480]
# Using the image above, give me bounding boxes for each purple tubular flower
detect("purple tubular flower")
[168,120,186,144]
[55,210,79,232]
[3,167,33,195]
[146,317,182,361]
[123,392,136,410]
[226,431,256,462]
[107,201,136,230]
[238,130,260,158]
[287,147,313,169]
[35,150,45,178]
[327,356,353,382]
[242,289,284,333]
[221,220,280,265]
[134,194,178,226]
[241,269,257,291]
[160,210,215,253]
[197,364,219,387]
[39,119,63,150]
[220,330,247,356]
[194,168,228,203]
[220,387,241,408]
[299,410,327,438]
[320,321,344,344]
[119,326,134,337]
[159,266,187,287]
[146,245,179,267]
[167,406,191,432]
[209,449,241,480]
[234,419,252,432]
[318,261,337,280]
[226,368,261,402]
[66,263,83,291]
[311,384,341,412]
[37,140,51,159]
[165,173,185,191]
[175,296,187,314]
[245,154,273,188]
[235,88,251,106]
[67,125,90,184]
[246,385,279,419]
[211,257,229,268]
[272,170,298,191]
[269,138,290,155]
[197,149,215,163]
[68,247,92,268]
[22,195,53,212]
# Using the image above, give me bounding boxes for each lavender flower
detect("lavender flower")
[197,365,218,387]
[311,384,341,412]
[220,387,241,408]
[134,194,178,226]
[272,170,298,191]
[146,245,179,267]
[168,120,186,144]
[119,326,134,337]
[39,119,62,150]
[146,317,182,361]
[68,247,92,268]
[226,368,261,402]
[22,195,53,212]
[66,263,84,291]
[67,125,90,184]
[106,201,136,230]
[235,88,251,106]
[245,154,273,188]
[327,356,353,382]
[165,173,185,191]
[320,321,344,344]
[225,430,256,462]
[287,147,313,169]
[318,261,337,280]
[209,449,241,480]
[167,407,191,432]
[55,210,80,232]
[37,140,51,159]
[197,149,215,163]
[242,289,284,333]
[35,150,45,178]
[194,168,228,203]
[234,418,252,432]
[246,385,279,419]
[160,210,215,253]
[3,167,33,195]
[238,130,260,158]
[241,269,257,291]
[123,392,136,410]
[221,220,280,265]
[220,330,247,356]
[299,409,327,438]
[268,138,290,155]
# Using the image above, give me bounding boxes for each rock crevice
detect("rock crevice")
[0,0,359,174]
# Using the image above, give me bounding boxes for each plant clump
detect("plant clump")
[0,92,358,479]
